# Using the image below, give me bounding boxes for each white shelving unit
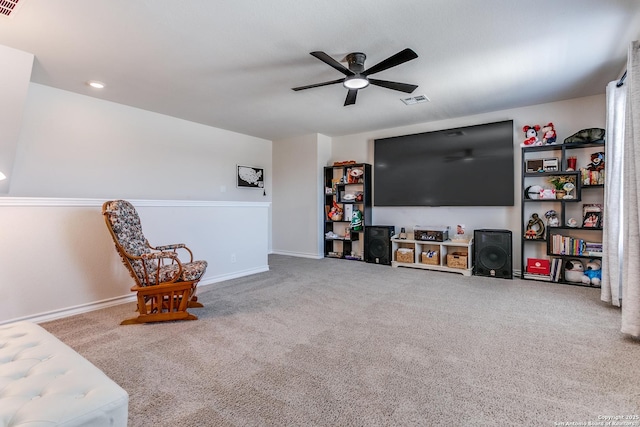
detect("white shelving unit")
[390,236,474,276]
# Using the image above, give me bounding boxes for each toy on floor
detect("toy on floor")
[582,259,602,286]
[521,124,541,147]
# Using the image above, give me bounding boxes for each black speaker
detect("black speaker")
[365,226,395,265]
[473,229,513,279]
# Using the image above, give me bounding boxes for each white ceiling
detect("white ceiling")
[1,0,638,141]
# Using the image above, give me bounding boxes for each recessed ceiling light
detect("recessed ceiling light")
[87,80,105,89]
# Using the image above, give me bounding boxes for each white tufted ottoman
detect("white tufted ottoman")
[0,321,129,427]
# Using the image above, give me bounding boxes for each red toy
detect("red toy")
[522,124,541,147]
[541,122,557,145]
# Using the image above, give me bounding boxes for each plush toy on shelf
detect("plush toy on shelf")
[521,124,541,147]
[327,200,343,221]
[541,122,557,145]
[564,259,585,283]
[350,208,363,231]
[587,152,605,172]
[348,167,364,183]
[581,259,602,286]
[544,210,559,227]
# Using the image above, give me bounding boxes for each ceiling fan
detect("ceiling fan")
[292,48,419,106]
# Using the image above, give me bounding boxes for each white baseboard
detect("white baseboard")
[198,265,270,286]
[271,250,323,259]
[0,294,137,325]
[1,267,270,326]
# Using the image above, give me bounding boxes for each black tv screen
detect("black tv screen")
[374,120,514,206]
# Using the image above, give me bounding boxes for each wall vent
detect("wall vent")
[401,94,430,105]
[1,0,23,18]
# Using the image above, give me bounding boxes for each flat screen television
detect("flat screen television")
[374,120,514,206]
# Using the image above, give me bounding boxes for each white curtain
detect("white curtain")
[621,40,640,338]
[601,81,625,306]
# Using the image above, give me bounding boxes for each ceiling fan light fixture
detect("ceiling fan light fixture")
[343,75,369,90]
[87,80,105,89]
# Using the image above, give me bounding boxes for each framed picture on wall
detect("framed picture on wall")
[237,165,264,189]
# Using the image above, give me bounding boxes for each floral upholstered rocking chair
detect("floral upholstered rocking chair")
[102,200,208,325]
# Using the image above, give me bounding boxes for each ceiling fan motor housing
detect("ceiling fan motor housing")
[346,52,366,73]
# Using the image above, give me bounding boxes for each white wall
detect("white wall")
[272,133,331,258]
[0,45,33,194]
[331,94,606,271]
[0,198,270,324]
[10,84,272,202]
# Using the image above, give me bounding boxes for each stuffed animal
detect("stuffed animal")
[521,125,541,147]
[348,168,363,183]
[581,259,602,286]
[587,152,605,172]
[328,200,343,221]
[564,259,584,283]
[544,210,559,227]
[541,122,557,145]
[350,208,363,231]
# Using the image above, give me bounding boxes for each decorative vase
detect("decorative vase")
[555,190,566,199]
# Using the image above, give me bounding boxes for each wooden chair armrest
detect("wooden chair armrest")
[154,243,186,251]
[140,251,179,261]
[148,243,194,262]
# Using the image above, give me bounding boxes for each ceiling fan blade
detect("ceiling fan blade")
[369,78,418,93]
[292,78,345,91]
[344,89,358,106]
[310,51,355,76]
[363,48,418,76]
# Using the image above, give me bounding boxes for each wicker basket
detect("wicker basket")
[447,252,468,269]
[396,249,414,263]
[421,251,439,265]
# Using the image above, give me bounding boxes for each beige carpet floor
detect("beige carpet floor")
[42,255,640,426]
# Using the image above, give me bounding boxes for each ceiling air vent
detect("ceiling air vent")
[1,0,23,18]
[401,94,430,105]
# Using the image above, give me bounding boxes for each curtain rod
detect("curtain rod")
[617,70,627,87]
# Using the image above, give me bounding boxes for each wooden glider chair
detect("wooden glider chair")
[102,200,208,325]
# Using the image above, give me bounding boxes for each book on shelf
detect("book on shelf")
[523,272,551,281]
[580,169,605,186]
[549,258,562,282]
[526,258,550,275]
[550,235,602,257]
[585,242,602,250]
[555,258,562,282]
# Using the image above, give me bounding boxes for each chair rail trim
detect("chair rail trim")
[0,197,271,208]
